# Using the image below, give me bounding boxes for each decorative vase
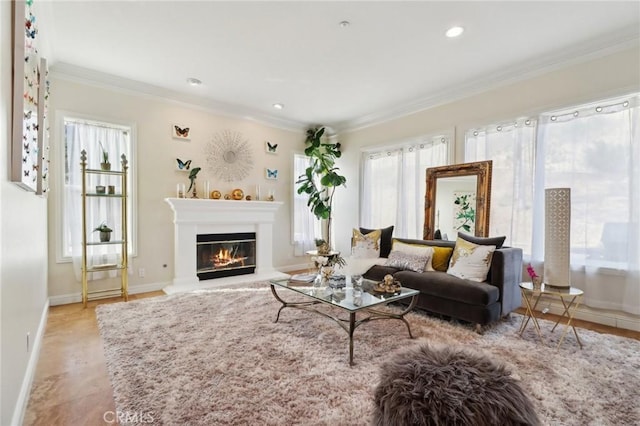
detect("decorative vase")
[532,276,542,290]
[314,266,333,290]
[99,231,112,242]
[100,162,111,171]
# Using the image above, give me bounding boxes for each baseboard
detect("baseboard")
[48,281,170,306]
[11,299,49,426]
[526,298,640,332]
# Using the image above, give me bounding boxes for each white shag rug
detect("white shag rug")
[96,284,640,425]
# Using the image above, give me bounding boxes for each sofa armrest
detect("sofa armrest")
[488,247,523,316]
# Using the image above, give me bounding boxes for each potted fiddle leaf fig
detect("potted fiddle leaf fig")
[94,222,113,242]
[296,126,346,250]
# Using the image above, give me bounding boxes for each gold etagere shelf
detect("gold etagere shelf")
[80,149,129,307]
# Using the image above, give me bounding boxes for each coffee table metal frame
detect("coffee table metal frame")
[269,279,419,366]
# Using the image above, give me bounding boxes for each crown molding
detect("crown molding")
[342,26,640,133]
[49,63,308,133]
[49,25,639,136]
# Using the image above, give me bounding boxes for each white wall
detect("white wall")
[333,47,640,257]
[0,1,50,424]
[47,78,306,301]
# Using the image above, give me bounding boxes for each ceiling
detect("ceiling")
[41,1,640,131]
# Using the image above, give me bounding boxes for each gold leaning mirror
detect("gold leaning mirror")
[423,160,492,240]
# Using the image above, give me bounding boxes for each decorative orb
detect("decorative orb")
[232,188,244,200]
[224,194,231,200]
[245,195,252,201]
[211,190,222,199]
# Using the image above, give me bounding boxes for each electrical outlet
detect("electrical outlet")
[138,268,145,278]
[26,332,30,352]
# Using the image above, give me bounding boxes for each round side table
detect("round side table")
[518,282,584,349]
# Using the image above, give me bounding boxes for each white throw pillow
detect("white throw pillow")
[447,237,496,282]
[351,228,381,259]
[392,240,435,271]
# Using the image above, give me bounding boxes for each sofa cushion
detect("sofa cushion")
[351,228,381,259]
[391,238,454,272]
[384,250,431,273]
[360,226,394,258]
[458,232,506,249]
[363,264,400,282]
[391,240,435,270]
[395,271,499,306]
[431,246,454,272]
[447,237,496,282]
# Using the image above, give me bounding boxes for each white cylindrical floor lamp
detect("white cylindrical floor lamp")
[544,188,571,288]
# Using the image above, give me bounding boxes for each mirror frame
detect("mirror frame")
[423,160,493,240]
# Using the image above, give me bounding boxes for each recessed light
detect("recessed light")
[186,77,202,86]
[339,20,350,28]
[445,26,464,38]
[272,103,284,110]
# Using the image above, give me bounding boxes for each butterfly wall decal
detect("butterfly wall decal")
[266,168,278,180]
[173,125,190,138]
[176,158,192,171]
[265,141,278,153]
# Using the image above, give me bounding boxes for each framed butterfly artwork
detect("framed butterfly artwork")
[176,158,192,171]
[265,141,278,154]
[265,168,278,180]
[172,124,191,141]
[11,0,41,192]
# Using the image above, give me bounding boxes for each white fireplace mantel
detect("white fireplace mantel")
[164,198,289,294]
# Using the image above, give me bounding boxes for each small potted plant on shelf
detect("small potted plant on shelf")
[99,141,110,171]
[94,222,113,242]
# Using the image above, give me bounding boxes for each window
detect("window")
[59,116,136,265]
[465,94,639,315]
[361,135,451,239]
[465,119,537,251]
[292,153,320,256]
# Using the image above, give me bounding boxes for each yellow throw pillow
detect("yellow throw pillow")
[431,246,454,272]
[351,228,382,259]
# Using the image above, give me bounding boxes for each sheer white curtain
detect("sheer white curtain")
[537,96,640,314]
[63,119,131,281]
[361,136,450,238]
[292,153,320,256]
[465,95,639,314]
[361,149,402,230]
[465,119,537,251]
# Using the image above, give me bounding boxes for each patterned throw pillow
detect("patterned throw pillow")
[351,228,382,259]
[447,237,496,282]
[384,250,431,273]
[392,240,435,271]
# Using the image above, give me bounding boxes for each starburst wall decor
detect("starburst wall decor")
[206,130,254,182]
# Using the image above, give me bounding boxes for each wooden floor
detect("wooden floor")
[23,291,640,425]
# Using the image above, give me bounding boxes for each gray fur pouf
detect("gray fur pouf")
[372,343,540,426]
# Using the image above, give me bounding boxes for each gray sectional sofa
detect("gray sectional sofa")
[363,237,523,329]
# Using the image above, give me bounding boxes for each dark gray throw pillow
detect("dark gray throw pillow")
[458,232,506,249]
[360,226,394,258]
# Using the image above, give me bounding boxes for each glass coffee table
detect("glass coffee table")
[269,278,419,366]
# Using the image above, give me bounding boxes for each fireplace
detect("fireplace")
[197,233,256,280]
[164,198,289,294]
